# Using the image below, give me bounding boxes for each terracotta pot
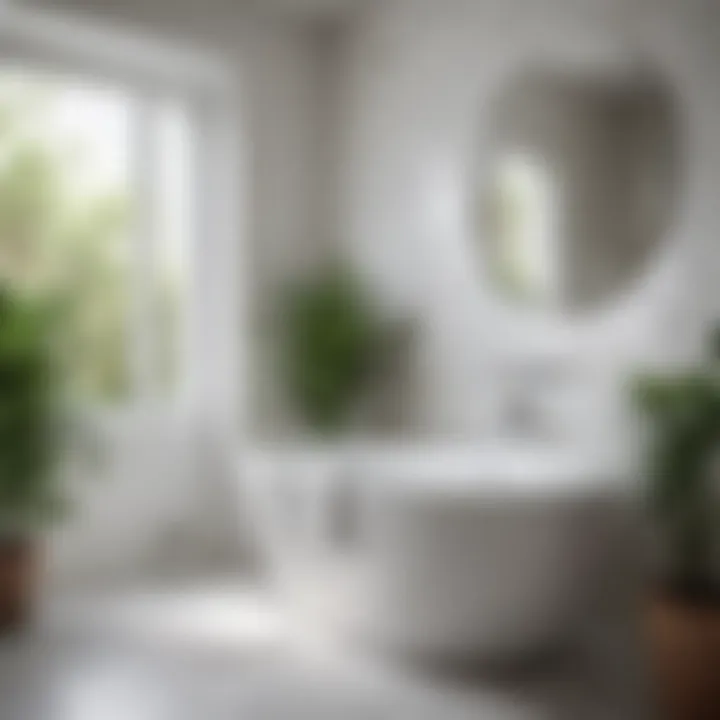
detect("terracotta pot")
[0,538,38,633]
[648,591,720,720]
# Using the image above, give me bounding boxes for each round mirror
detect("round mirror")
[480,64,679,314]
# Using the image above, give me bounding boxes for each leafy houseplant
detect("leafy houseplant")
[634,371,720,597]
[0,286,64,630]
[279,266,382,434]
[633,366,720,718]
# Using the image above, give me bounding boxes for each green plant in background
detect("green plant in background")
[633,367,720,597]
[279,266,382,434]
[0,286,65,535]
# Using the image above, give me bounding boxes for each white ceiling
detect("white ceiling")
[247,0,364,16]
[19,0,365,18]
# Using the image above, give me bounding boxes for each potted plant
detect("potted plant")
[0,286,66,632]
[278,265,383,435]
[633,367,720,718]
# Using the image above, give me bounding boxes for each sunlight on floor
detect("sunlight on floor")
[48,582,288,652]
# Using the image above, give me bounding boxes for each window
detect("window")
[0,69,193,404]
[489,153,560,306]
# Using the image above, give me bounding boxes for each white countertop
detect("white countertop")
[240,442,630,500]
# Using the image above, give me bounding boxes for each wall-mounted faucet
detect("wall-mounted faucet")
[495,356,575,441]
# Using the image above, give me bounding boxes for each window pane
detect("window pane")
[492,153,560,305]
[0,70,133,402]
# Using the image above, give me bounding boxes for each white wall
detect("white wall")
[334,0,720,447]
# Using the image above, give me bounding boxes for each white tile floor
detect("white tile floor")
[0,581,645,720]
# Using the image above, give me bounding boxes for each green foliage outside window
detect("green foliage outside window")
[0,76,131,402]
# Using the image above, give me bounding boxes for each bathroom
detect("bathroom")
[0,0,719,718]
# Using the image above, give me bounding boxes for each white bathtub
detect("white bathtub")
[240,445,630,661]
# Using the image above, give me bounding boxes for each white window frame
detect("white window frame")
[0,4,245,425]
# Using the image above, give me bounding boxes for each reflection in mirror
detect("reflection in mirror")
[482,66,679,313]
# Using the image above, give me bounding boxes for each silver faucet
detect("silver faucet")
[496,358,570,440]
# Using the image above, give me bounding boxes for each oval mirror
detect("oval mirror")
[481,65,679,314]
